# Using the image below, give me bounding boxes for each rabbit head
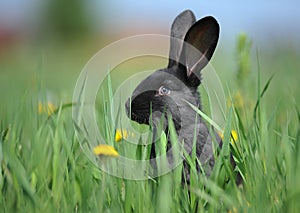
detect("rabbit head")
[125,10,219,132]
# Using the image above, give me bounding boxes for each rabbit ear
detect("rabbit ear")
[168,10,196,68]
[179,16,219,87]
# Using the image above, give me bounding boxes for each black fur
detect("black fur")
[125,10,222,181]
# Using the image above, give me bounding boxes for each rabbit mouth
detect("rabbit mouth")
[125,99,150,124]
[130,111,150,125]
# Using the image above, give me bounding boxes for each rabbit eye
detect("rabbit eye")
[158,86,171,96]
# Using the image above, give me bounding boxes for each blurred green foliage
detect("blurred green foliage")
[235,33,252,89]
[43,0,92,39]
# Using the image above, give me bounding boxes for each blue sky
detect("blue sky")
[99,1,300,42]
[1,0,299,46]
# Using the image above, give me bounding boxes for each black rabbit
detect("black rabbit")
[125,10,223,182]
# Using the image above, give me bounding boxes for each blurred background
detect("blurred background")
[1,0,300,118]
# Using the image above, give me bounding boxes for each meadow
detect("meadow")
[0,34,300,212]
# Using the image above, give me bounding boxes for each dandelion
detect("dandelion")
[38,102,56,116]
[228,206,238,213]
[93,144,119,157]
[115,129,134,142]
[115,129,127,142]
[219,130,238,144]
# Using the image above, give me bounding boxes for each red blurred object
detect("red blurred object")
[0,27,20,59]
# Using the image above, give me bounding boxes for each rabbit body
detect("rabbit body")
[125,10,221,180]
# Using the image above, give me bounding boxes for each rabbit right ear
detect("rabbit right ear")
[168,10,196,68]
[179,16,219,87]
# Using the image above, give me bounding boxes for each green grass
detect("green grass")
[1,36,300,212]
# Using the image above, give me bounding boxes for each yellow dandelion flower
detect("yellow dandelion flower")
[219,130,238,144]
[93,144,119,157]
[230,130,238,143]
[38,102,56,116]
[228,206,238,213]
[115,129,127,142]
[115,129,134,142]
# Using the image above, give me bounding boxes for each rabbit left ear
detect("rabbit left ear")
[179,16,219,87]
[168,10,196,68]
